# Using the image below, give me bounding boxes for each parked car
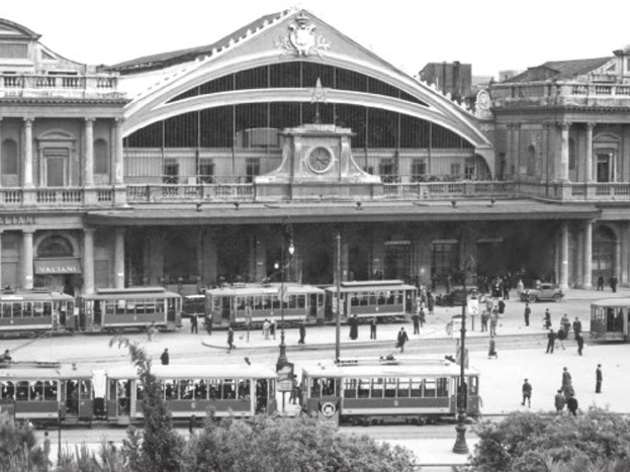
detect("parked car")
[436,286,480,307]
[520,283,564,303]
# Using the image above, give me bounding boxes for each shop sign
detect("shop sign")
[0,216,35,225]
[34,259,82,274]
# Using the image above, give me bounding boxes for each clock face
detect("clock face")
[307,147,333,173]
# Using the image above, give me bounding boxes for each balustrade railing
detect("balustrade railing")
[0,73,122,98]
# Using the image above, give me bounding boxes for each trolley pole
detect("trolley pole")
[335,232,341,361]
[277,238,288,372]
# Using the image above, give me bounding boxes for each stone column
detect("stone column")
[114,118,124,185]
[23,118,34,188]
[0,118,3,188]
[576,230,584,289]
[0,230,3,288]
[22,230,34,290]
[583,220,593,289]
[559,223,569,290]
[513,123,521,180]
[506,124,514,179]
[254,233,267,283]
[83,228,95,294]
[559,122,571,182]
[585,123,595,183]
[84,118,94,186]
[114,228,125,288]
[621,222,630,286]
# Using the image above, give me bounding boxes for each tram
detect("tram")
[204,283,325,327]
[0,291,75,334]
[324,280,417,321]
[105,364,277,425]
[77,287,182,333]
[0,365,95,423]
[301,357,481,426]
[590,298,630,342]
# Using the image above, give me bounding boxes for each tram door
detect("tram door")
[107,378,134,425]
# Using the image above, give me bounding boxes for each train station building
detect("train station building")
[0,8,629,295]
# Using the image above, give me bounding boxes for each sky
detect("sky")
[2,0,630,78]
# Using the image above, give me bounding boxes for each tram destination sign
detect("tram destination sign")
[0,216,35,225]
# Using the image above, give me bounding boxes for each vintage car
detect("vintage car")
[436,286,480,307]
[520,283,564,303]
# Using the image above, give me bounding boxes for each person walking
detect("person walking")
[396,327,409,353]
[490,309,499,337]
[488,336,498,359]
[411,312,420,335]
[546,329,556,354]
[227,327,235,353]
[595,364,603,393]
[560,314,570,335]
[262,319,271,340]
[556,326,567,350]
[298,322,306,344]
[497,299,506,315]
[369,317,377,339]
[160,348,170,365]
[576,333,584,356]
[544,308,552,329]
[572,317,582,340]
[521,378,532,407]
[609,274,619,293]
[481,310,489,332]
[190,314,198,334]
[561,367,574,398]
[516,279,525,299]
[597,273,604,291]
[205,314,213,336]
[188,414,196,435]
[349,314,359,340]
[566,395,578,416]
[43,431,51,468]
[554,389,565,413]
[523,303,531,327]
[269,318,277,340]
[427,291,435,315]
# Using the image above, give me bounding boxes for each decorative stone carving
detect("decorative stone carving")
[475,90,493,119]
[277,12,330,58]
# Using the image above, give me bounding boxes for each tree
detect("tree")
[0,415,48,472]
[109,336,185,472]
[185,414,417,472]
[470,408,630,472]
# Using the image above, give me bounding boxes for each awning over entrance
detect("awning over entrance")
[34,258,82,274]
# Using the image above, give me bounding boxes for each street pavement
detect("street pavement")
[4,286,630,468]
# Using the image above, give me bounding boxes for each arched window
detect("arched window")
[526,145,536,176]
[37,235,74,258]
[93,139,109,174]
[1,139,18,175]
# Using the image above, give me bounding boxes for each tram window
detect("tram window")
[253,296,262,311]
[23,302,33,317]
[371,378,384,398]
[351,296,359,307]
[396,291,403,304]
[272,295,280,310]
[118,380,131,398]
[360,294,368,306]
[208,380,220,400]
[223,379,236,399]
[165,380,178,400]
[80,380,92,397]
[1,381,15,399]
[310,378,321,398]
[398,379,410,397]
[16,381,28,401]
[1,303,9,318]
[236,297,245,311]
[136,381,144,400]
[343,378,357,398]
[33,302,43,317]
[44,380,57,400]
[180,379,194,400]
[384,378,397,397]
[357,378,370,398]
[31,381,44,401]
[238,380,250,399]
[68,301,74,314]
[104,301,115,315]
[321,378,337,397]
[43,302,52,317]
[437,378,448,397]
[424,379,437,397]
[108,379,117,399]
[467,377,478,395]
[195,380,208,400]
[369,294,377,305]
[12,303,22,318]
[318,294,324,307]
[146,300,156,314]
[410,379,422,397]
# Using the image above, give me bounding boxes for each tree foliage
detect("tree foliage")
[185,414,417,472]
[0,416,47,472]
[470,408,630,472]
[109,336,185,472]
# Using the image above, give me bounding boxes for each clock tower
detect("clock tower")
[255,123,382,201]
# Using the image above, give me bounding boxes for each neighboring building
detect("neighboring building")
[497,69,521,82]
[418,61,472,103]
[1,8,627,300]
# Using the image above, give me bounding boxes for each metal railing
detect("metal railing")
[0,73,123,99]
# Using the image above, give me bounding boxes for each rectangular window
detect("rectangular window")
[343,378,357,399]
[384,378,397,398]
[424,378,437,397]
[163,159,179,184]
[357,378,370,398]
[199,160,214,184]
[411,159,427,182]
[464,158,475,180]
[0,44,28,59]
[379,159,397,183]
[398,379,410,398]
[450,163,461,177]
[246,158,260,183]
[371,378,384,398]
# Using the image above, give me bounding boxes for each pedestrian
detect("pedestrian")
[497,299,506,315]
[560,313,570,335]
[554,389,565,413]
[190,314,198,334]
[521,378,532,407]
[595,364,602,393]
[227,327,235,353]
[188,414,196,435]
[572,317,582,340]
[489,309,499,337]
[270,318,277,340]
[411,312,420,335]
[419,306,426,327]
[43,431,51,467]
[597,273,604,291]
[544,309,551,329]
[370,317,377,339]
[517,279,525,298]
[557,326,567,350]
[488,336,498,359]
[289,376,299,404]
[561,367,574,398]
[160,348,170,365]
[609,274,618,293]
[481,310,489,332]
[262,318,270,340]
[576,333,584,356]
[523,302,531,327]
[298,321,306,344]
[445,274,452,293]
[205,314,213,335]
[396,327,409,353]
[349,314,359,340]
[427,291,435,314]
[545,329,555,354]
[146,321,158,341]
[566,395,578,416]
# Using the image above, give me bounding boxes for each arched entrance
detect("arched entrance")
[34,233,82,295]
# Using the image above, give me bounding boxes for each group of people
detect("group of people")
[544,312,584,355]
[347,314,410,353]
[596,273,619,292]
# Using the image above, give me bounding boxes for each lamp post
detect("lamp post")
[276,223,295,372]
[453,255,475,454]
[335,232,341,361]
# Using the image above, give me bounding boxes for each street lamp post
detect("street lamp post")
[335,232,341,361]
[276,225,294,372]
[453,255,475,454]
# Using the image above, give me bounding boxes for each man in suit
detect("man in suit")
[596,364,603,393]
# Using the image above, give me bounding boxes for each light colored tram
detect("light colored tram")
[301,357,480,425]
[0,291,75,334]
[590,298,630,342]
[105,364,278,425]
